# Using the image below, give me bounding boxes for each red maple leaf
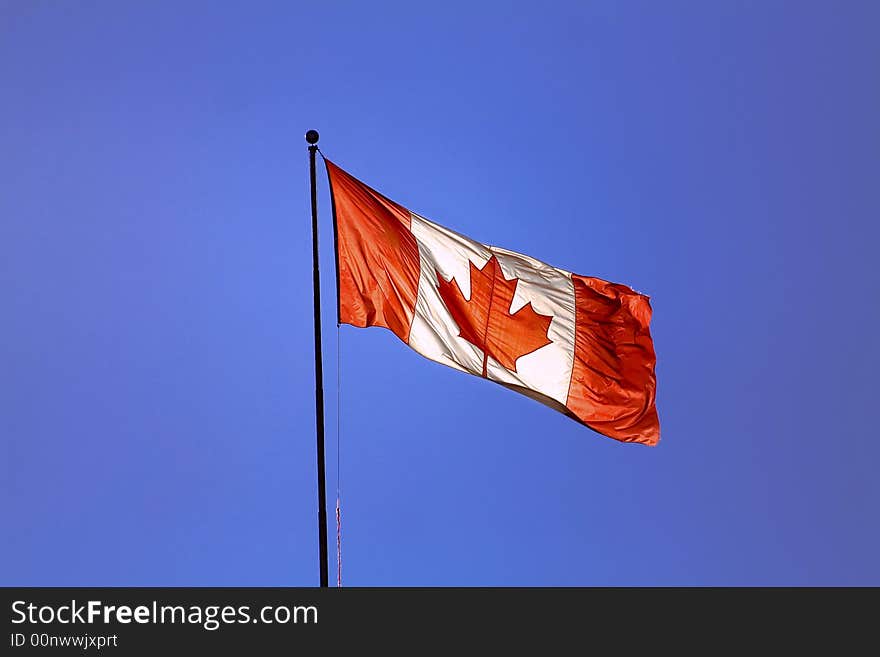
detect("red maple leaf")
[436,255,553,378]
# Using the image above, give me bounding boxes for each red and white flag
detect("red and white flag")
[325,159,660,446]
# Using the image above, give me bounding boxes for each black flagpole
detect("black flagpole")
[306,129,329,587]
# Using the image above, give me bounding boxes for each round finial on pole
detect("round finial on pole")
[305,129,320,144]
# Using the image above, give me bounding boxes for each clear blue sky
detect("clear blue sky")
[2,1,878,586]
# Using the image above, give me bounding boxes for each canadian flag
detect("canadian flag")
[325,159,660,446]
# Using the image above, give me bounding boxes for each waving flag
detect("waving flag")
[325,159,659,445]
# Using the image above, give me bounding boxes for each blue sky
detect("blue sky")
[2,1,878,585]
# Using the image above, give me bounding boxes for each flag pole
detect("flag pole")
[306,128,329,587]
